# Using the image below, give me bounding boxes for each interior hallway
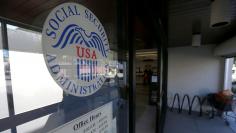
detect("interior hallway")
[136,85,156,133]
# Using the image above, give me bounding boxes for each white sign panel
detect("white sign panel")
[48,102,113,133]
[42,2,110,97]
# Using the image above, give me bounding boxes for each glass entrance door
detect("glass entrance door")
[0,0,129,133]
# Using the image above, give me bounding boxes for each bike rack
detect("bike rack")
[170,93,208,116]
[189,95,202,116]
[180,95,191,114]
[171,93,181,113]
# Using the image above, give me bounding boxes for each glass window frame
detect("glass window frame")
[0,0,135,132]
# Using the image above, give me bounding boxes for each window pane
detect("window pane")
[7,25,63,114]
[16,114,51,133]
[1,1,129,132]
[0,23,10,121]
[1,130,11,133]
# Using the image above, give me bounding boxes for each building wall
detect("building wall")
[167,45,224,111]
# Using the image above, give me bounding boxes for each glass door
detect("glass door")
[0,0,129,133]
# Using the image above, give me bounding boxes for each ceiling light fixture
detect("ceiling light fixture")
[192,33,201,47]
[210,0,231,28]
[192,19,201,47]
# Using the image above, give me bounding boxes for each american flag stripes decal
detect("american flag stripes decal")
[77,59,98,82]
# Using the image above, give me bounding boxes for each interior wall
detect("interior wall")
[167,45,224,111]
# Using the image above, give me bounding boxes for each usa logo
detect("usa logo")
[42,3,109,97]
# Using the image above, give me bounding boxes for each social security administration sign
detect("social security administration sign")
[42,3,109,97]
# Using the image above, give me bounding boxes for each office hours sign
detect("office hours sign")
[48,102,113,133]
[42,2,109,97]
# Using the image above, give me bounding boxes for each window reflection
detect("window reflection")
[7,25,63,115]
[0,23,10,121]
[0,0,129,132]
[17,114,52,133]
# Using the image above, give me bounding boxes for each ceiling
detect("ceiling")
[2,0,234,49]
[0,0,116,28]
[0,0,120,51]
[168,0,236,47]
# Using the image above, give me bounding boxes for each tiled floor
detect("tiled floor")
[164,110,235,133]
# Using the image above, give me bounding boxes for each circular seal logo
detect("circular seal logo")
[42,3,109,97]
